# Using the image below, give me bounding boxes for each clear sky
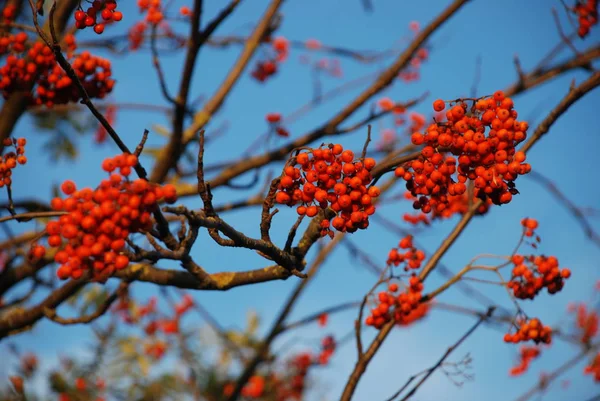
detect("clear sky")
[2,0,600,400]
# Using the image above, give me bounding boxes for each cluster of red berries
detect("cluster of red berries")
[251,59,278,82]
[504,317,552,345]
[128,22,147,50]
[280,339,336,400]
[572,0,598,38]
[138,0,164,24]
[275,144,379,237]
[113,294,156,324]
[585,352,600,382]
[377,97,406,114]
[0,33,115,106]
[509,346,540,376]
[520,217,539,237]
[318,335,336,365]
[398,47,428,83]
[365,277,428,329]
[74,1,123,34]
[58,376,106,401]
[0,38,54,100]
[386,235,425,270]
[402,191,492,226]
[38,49,114,107]
[1,4,16,22]
[509,255,570,300]
[395,91,530,214]
[271,37,290,62]
[265,112,289,137]
[569,303,599,344]
[0,137,26,188]
[44,153,178,281]
[0,31,28,54]
[250,36,289,83]
[223,334,337,400]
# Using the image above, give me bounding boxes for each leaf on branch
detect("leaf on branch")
[246,309,260,336]
[151,124,171,138]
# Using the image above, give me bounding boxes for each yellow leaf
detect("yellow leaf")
[247,310,259,336]
[137,356,150,377]
[218,349,231,370]
[151,124,171,138]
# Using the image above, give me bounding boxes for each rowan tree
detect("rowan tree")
[0,1,599,401]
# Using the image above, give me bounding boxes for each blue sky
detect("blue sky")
[2,0,600,400]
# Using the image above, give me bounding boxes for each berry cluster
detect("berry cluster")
[38,49,114,107]
[1,4,16,22]
[265,112,289,137]
[318,335,336,365]
[509,346,540,376]
[584,352,600,382]
[0,33,115,106]
[365,277,427,329]
[138,0,164,24]
[275,144,379,237]
[569,303,598,344]
[395,91,530,215]
[28,242,46,262]
[573,0,598,38]
[402,190,492,226]
[128,22,147,50]
[398,47,428,83]
[520,217,539,237]
[0,39,54,100]
[113,293,194,361]
[54,376,106,401]
[44,153,178,281]
[504,317,552,345]
[250,36,289,83]
[251,59,278,82]
[386,235,425,271]
[509,253,571,300]
[74,1,123,34]
[0,137,27,188]
[0,31,28,54]
[271,37,290,62]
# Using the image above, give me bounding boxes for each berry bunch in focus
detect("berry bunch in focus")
[395,91,531,215]
[275,144,379,237]
[0,33,114,106]
[386,235,426,271]
[44,153,178,281]
[0,137,26,188]
[504,317,552,345]
[508,219,571,300]
[365,277,428,330]
[74,0,123,34]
